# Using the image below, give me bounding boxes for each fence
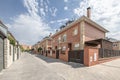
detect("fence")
[99,48,120,58]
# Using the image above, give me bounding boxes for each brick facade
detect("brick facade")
[34,16,110,66]
[85,22,105,41]
[84,46,99,66]
[113,41,120,50]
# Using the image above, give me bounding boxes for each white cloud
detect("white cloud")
[73,0,120,40]
[50,18,68,24]
[64,6,68,10]
[73,0,87,16]
[64,0,68,3]
[40,8,46,16]
[7,0,52,45]
[39,0,49,16]
[50,7,58,17]
[24,0,39,17]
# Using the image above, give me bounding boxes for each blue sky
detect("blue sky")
[0,0,120,45]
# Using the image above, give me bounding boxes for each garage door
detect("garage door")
[0,37,4,71]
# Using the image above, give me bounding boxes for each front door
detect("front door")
[56,50,59,59]
[68,43,72,51]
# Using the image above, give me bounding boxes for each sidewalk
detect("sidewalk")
[0,52,120,80]
[0,52,64,80]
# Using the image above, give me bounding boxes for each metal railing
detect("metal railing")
[99,48,120,58]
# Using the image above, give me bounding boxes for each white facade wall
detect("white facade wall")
[4,38,13,68]
[9,45,13,66]
[14,46,18,61]
[4,38,21,69]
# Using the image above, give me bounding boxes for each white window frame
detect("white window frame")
[63,34,67,42]
[73,28,78,35]
[74,43,79,50]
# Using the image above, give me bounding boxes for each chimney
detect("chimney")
[87,7,91,18]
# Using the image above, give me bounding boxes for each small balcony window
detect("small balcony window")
[74,43,79,50]
[73,28,78,35]
[62,34,67,42]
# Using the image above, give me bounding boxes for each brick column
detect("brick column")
[84,47,99,66]
[80,21,85,50]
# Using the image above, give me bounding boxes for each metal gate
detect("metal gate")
[17,48,19,59]
[0,37,4,71]
[99,48,120,58]
[13,47,15,62]
[68,50,84,64]
[56,50,59,59]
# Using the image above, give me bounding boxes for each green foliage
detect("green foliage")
[20,45,24,52]
[8,35,16,46]
[38,47,42,52]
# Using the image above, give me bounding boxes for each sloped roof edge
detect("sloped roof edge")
[52,16,109,38]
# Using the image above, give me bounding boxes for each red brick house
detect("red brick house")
[38,37,52,56]
[49,8,108,62]
[51,16,108,60]
[113,41,120,50]
[34,7,120,66]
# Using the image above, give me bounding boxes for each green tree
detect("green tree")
[8,35,16,46]
[38,47,42,52]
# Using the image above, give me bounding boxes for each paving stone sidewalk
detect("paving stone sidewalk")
[0,52,120,80]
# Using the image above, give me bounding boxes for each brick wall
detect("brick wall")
[113,42,120,50]
[59,49,69,62]
[102,40,113,49]
[84,46,99,66]
[52,23,80,49]
[47,50,56,59]
[85,22,105,41]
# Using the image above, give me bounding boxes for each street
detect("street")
[0,52,120,80]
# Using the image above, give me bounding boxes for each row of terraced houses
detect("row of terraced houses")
[0,20,21,72]
[32,7,120,66]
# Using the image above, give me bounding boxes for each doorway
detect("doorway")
[68,43,72,51]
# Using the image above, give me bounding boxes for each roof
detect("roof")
[0,20,8,37]
[0,20,8,29]
[85,38,112,45]
[8,31,16,41]
[36,37,52,46]
[52,16,109,38]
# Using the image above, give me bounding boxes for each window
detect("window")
[73,28,78,35]
[58,36,61,43]
[62,34,67,42]
[61,46,66,54]
[74,43,79,50]
[58,47,61,50]
[58,36,61,41]
[62,46,66,51]
[113,44,117,47]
